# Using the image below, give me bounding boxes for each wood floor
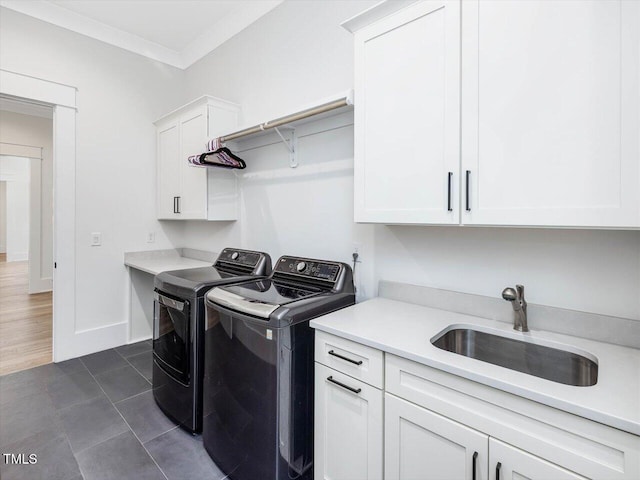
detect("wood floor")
[0,253,52,375]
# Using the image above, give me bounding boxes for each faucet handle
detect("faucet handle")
[502,287,517,301]
[516,284,525,300]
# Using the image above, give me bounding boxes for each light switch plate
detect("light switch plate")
[91,232,101,246]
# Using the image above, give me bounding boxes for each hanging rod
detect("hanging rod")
[219,94,353,143]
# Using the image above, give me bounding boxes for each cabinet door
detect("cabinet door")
[179,108,208,219]
[157,122,180,219]
[462,0,640,228]
[385,393,488,480]
[490,438,587,480]
[314,363,383,480]
[354,0,461,224]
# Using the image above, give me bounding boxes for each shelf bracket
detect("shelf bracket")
[273,126,298,168]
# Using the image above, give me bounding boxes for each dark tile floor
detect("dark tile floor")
[0,341,227,480]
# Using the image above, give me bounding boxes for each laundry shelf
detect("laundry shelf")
[220,90,354,167]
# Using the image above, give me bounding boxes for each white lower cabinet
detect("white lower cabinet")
[313,333,640,480]
[489,438,587,480]
[314,363,383,480]
[384,393,588,480]
[385,394,488,480]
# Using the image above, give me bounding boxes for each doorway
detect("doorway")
[1,68,78,364]
[0,103,54,374]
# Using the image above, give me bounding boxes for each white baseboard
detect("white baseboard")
[129,335,152,344]
[29,276,53,294]
[6,251,28,262]
[54,321,128,362]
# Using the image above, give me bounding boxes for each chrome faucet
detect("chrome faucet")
[502,284,528,332]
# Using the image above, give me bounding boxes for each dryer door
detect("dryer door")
[153,290,190,384]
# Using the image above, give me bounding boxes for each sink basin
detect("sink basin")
[431,327,598,386]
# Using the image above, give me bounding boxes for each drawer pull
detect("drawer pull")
[465,170,471,211]
[328,350,363,365]
[447,171,453,211]
[327,376,361,394]
[496,461,502,480]
[472,451,478,480]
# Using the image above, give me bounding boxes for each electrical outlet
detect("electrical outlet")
[91,232,102,246]
[352,243,362,260]
[147,232,155,243]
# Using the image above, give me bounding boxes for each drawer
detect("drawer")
[315,331,383,389]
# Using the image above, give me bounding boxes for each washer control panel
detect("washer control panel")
[218,249,261,267]
[276,257,341,282]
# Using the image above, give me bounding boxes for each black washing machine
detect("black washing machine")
[152,248,271,433]
[202,255,355,479]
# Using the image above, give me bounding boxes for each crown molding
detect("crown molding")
[181,0,283,67]
[0,0,284,70]
[1,1,183,67]
[341,0,418,33]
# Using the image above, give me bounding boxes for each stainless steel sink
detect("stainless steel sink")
[431,327,598,386]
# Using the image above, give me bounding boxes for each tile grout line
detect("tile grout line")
[119,348,153,384]
[80,351,171,480]
[112,386,152,405]
[1,365,83,478]
[113,347,187,471]
[83,344,228,479]
[117,343,230,480]
[47,364,105,413]
[70,357,98,480]
[145,424,182,445]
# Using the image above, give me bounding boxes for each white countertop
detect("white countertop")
[124,250,212,275]
[310,297,640,435]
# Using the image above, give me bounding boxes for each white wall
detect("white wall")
[0,181,6,253]
[182,0,378,299]
[182,0,640,321]
[374,226,640,321]
[185,0,376,128]
[0,8,186,342]
[0,156,30,262]
[0,111,52,285]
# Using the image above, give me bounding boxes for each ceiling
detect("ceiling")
[0,0,284,69]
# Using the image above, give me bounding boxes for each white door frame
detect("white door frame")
[0,69,77,362]
[0,144,51,294]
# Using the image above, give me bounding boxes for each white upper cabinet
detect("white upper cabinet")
[155,96,240,221]
[349,0,461,224]
[177,106,208,219]
[462,0,640,228]
[157,122,181,219]
[346,0,640,228]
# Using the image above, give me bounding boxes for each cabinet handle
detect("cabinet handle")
[447,172,453,211]
[176,196,181,214]
[465,170,471,211]
[472,451,478,480]
[327,376,361,394]
[496,462,502,480]
[328,350,363,365]
[173,196,178,214]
